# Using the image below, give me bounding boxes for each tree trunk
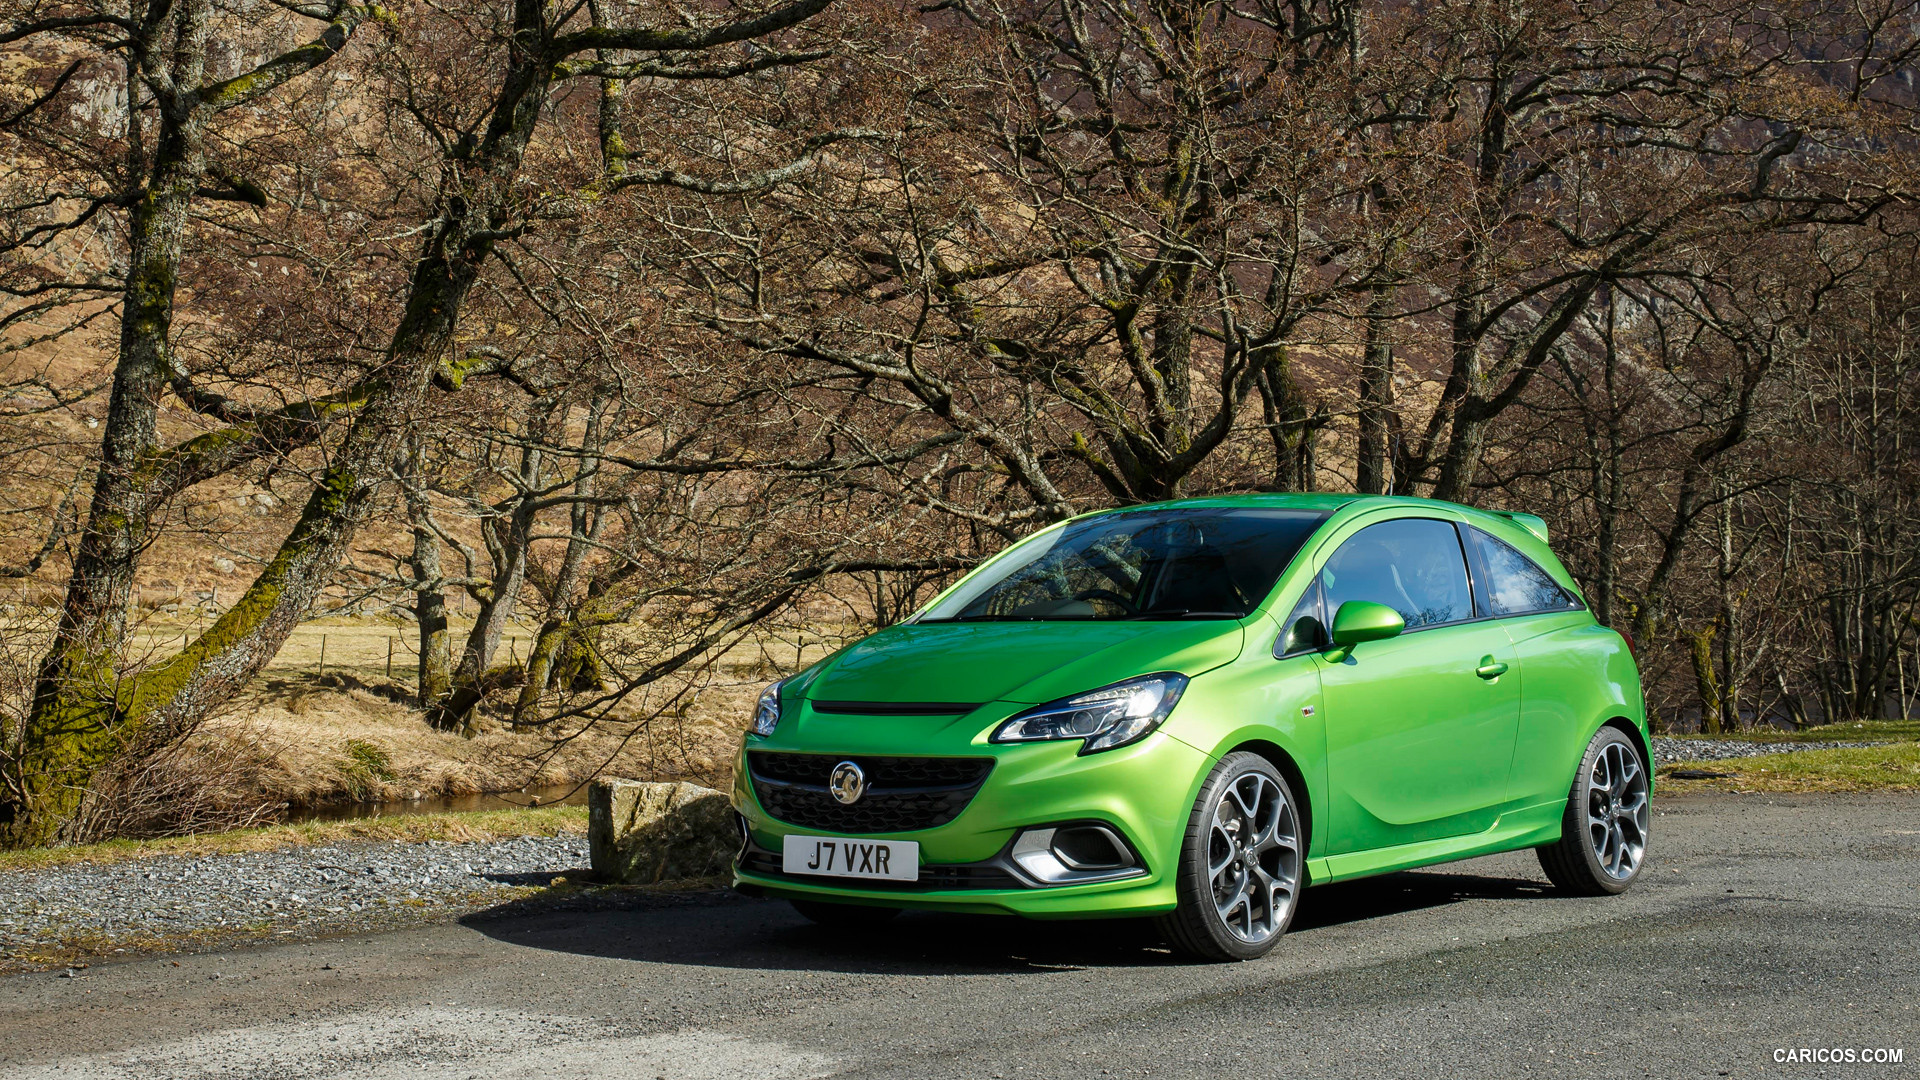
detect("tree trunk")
[1256,347,1320,492]
[551,625,611,693]
[1715,489,1742,730]
[1431,280,1599,503]
[515,398,609,723]
[1690,623,1722,734]
[3,32,220,845]
[2,16,551,845]
[409,489,452,707]
[1356,285,1396,495]
[433,399,554,733]
[1593,314,1624,628]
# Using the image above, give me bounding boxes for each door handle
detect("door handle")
[1475,656,1509,680]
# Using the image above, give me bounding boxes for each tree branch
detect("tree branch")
[548,0,833,57]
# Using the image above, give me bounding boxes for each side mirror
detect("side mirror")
[1328,601,1405,650]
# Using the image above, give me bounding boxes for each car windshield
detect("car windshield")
[919,508,1328,622]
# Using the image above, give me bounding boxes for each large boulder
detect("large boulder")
[588,779,738,884]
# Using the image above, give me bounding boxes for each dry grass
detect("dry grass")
[0,804,587,872]
[0,601,854,839]
[220,672,749,809]
[7,611,795,813]
[1658,740,1920,794]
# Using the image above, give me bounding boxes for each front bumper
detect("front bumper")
[731,711,1211,918]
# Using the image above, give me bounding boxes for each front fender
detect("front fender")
[1161,633,1328,862]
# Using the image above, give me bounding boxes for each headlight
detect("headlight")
[750,679,785,737]
[989,673,1188,753]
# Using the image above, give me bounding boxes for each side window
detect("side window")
[1321,519,1473,630]
[1468,528,1582,616]
[1275,582,1326,656]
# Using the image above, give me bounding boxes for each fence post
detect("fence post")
[319,633,327,677]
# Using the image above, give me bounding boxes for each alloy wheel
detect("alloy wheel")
[1205,771,1301,945]
[1586,740,1649,880]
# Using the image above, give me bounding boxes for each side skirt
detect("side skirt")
[1307,801,1563,886]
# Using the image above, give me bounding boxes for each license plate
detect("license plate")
[781,835,919,882]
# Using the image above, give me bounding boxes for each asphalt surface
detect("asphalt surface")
[1,793,1915,1080]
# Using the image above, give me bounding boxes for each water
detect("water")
[283,783,591,824]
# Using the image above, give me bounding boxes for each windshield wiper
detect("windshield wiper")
[918,614,1043,623]
[1128,609,1245,620]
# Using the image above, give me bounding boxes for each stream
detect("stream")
[282,783,591,824]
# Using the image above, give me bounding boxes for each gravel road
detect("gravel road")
[0,792,1914,1080]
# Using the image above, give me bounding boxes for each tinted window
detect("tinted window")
[1321,519,1472,630]
[1469,528,1581,615]
[921,509,1328,622]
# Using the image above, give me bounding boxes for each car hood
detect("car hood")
[803,619,1247,708]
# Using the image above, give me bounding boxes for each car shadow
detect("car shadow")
[458,867,1555,975]
[1290,869,1553,932]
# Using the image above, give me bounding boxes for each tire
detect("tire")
[790,899,900,928]
[1537,726,1651,896]
[1156,752,1304,962]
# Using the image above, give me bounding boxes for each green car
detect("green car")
[731,494,1651,960]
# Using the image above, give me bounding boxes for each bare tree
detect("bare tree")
[0,0,842,846]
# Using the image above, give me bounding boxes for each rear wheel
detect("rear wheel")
[789,899,900,928]
[1156,752,1303,962]
[1537,726,1650,895]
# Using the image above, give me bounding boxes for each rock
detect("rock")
[588,779,738,885]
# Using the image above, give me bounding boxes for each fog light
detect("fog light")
[1049,825,1131,870]
[1008,824,1142,885]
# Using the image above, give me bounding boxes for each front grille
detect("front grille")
[809,700,979,716]
[737,845,1024,891]
[746,751,993,833]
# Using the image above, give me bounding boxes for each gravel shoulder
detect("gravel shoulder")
[1651,735,1889,763]
[0,833,600,973]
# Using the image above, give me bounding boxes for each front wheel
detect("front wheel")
[1536,726,1651,895]
[1156,752,1303,962]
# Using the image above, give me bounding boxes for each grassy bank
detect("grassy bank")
[1659,740,1920,794]
[0,805,588,873]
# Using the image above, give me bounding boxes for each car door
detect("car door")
[1315,517,1523,854]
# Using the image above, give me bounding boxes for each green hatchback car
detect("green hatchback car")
[732,494,1651,960]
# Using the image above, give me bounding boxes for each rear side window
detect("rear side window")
[1320,518,1473,630]
[1468,528,1582,616]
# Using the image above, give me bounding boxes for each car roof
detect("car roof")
[1074,492,1487,518]
[1070,492,1363,517]
[1071,493,1554,544]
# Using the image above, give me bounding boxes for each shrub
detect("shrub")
[341,739,397,802]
